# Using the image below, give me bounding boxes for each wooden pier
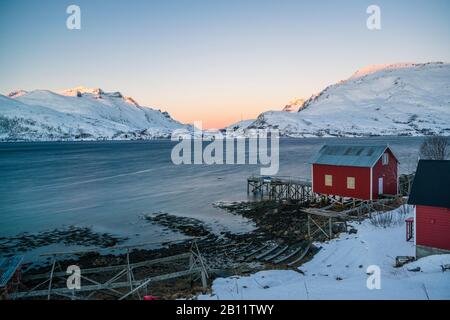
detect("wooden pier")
[247,175,317,203]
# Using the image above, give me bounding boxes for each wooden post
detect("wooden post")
[47,255,56,300]
[126,249,134,294]
[329,217,332,240]
[201,270,207,291]
[307,214,311,240]
[189,250,194,287]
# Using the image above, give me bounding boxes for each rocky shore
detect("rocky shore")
[7,200,330,300]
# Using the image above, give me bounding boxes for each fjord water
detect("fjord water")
[0,137,423,252]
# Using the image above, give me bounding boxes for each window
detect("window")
[325,174,333,186]
[382,153,389,165]
[347,177,355,189]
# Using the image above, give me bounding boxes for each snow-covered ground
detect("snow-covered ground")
[0,86,189,141]
[230,62,450,137]
[198,206,450,300]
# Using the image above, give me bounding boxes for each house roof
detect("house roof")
[408,160,450,209]
[310,144,397,168]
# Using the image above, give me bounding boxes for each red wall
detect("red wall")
[312,164,371,200]
[416,205,450,251]
[372,149,398,199]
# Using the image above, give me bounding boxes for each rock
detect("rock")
[407,267,421,272]
[395,256,415,268]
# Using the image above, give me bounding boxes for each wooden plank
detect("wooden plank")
[301,208,347,218]
[244,244,269,259]
[255,244,280,260]
[47,257,56,300]
[287,243,312,266]
[263,246,289,262]
[273,245,303,264]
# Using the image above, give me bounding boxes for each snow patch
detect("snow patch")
[199,206,450,300]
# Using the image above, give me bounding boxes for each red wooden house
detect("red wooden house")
[310,145,399,200]
[408,160,450,258]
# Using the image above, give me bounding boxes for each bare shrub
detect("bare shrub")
[419,136,449,160]
[398,203,410,215]
[369,210,406,228]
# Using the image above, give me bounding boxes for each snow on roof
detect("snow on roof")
[408,160,450,209]
[310,144,395,168]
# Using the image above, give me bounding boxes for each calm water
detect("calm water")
[0,137,424,254]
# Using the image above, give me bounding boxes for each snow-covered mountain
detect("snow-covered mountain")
[230,62,450,137]
[0,86,189,141]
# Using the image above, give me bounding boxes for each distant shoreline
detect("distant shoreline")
[0,134,437,144]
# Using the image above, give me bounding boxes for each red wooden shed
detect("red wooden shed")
[310,144,399,200]
[408,160,450,258]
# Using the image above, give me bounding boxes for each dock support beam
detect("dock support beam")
[247,175,316,204]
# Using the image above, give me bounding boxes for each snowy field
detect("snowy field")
[199,206,450,300]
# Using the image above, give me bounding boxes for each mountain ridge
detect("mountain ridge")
[229,62,450,137]
[0,87,188,141]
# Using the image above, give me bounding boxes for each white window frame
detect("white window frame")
[347,177,355,189]
[325,174,333,187]
[382,153,389,165]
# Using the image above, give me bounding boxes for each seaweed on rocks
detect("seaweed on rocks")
[0,226,127,255]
